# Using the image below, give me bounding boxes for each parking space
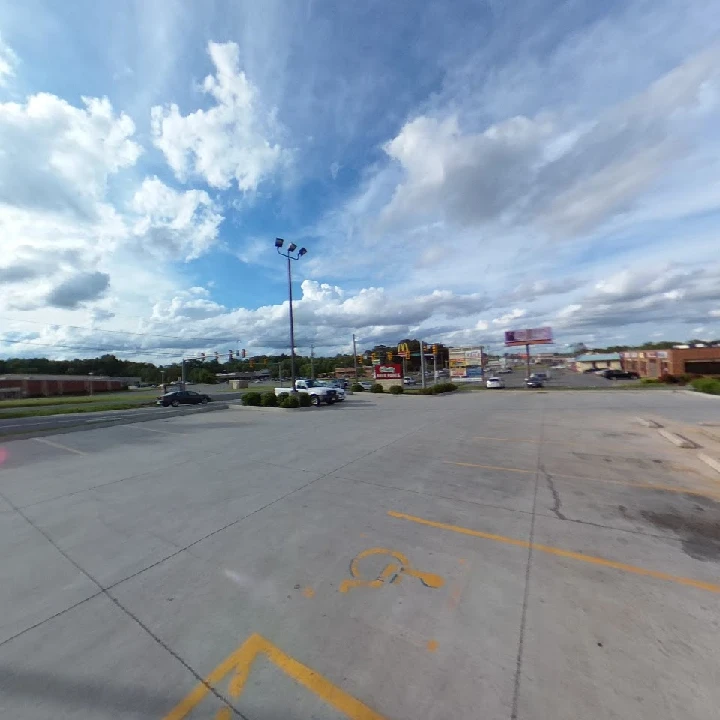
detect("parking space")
[1,390,719,718]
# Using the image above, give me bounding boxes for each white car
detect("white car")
[486,377,505,389]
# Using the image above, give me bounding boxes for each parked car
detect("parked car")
[274,379,337,405]
[359,381,374,391]
[525,377,544,388]
[486,377,505,389]
[602,369,640,380]
[497,367,513,374]
[583,367,603,374]
[403,377,417,385]
[316,380,346,401]
[532,372,549,381]
[157,390,211,407]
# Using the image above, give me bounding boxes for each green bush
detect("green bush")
[260,391,277,407]
[298,392,312,407]
[350,383,364,392]
[389,385,404,395]
[371,383,384,393]
[433,382,458,394]
[280,394,301,408]
[242,391,262,406]
[690,377,720,395]
[641,378,660,385]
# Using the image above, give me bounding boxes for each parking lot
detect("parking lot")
[1,389,719,719]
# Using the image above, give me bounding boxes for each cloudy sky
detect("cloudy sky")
[1,0,719,361]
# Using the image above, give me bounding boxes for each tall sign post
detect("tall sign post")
[503,327,554,380]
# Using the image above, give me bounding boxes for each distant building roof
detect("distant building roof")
[574,353,621,363]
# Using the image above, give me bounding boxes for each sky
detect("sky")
[1,0,719,362]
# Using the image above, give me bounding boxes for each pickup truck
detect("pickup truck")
[274,379,338,405]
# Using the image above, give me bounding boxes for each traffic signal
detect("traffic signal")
[357,355,364,364]
[371,352,377,363]
[432,344,438,355]
[241,349,246,358]
[386,352,393,363]
[250,359,254,368]
[200,352,205,361]
[228,351,233,361]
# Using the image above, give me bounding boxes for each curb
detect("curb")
[698,453,720,475]
[636,417,662,428]
[657,428,698,449]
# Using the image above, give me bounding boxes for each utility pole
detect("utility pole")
[310,343,315,380]
[181,358,186,388]
[420,340,427,389]
[433,352,437,384]
[352,333,358,381]
[526,343,531,380]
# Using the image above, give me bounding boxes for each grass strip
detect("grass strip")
[0,400,156,420]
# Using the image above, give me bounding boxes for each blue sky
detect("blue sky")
[1,0,719,360]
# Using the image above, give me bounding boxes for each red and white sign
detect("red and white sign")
[504,327,553,347]
[373,363,403,380]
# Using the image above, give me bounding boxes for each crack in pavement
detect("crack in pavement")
[543,466,567,521]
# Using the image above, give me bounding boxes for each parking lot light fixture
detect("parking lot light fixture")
[275,239,308,392]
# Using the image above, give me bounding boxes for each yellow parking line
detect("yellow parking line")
[445,461,720,500]
[32,437,87,455]
[388,511,720,595]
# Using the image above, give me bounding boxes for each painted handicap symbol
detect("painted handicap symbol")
[339,547,445,593]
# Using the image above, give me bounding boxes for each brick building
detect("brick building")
[0,374,140,398]
[620,346,720,378]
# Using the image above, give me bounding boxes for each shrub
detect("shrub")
[389,385,404,395]
[280,394,301,408]
[242,391,262,406]
[659,373,681,384]
[433,382,458,394]
[350,383,364,392]
[371,383,384,393]
[261,391,277,407]
[641,378,660,385]
[690,377,720,395]
[298,392,312,407]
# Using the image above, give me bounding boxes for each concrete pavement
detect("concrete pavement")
[0,390,719,719]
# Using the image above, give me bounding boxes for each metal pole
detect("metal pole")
[433,352,437,384]
[181,358,186,387]
[287,254,297,392]
[310,343,315,380]
[420,341,427,389]
[526,343,531,380]
[352,333,358,381]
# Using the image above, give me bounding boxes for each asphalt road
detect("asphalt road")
[0,390,719,719]
[482,367,642,389]
[0,393,243,438]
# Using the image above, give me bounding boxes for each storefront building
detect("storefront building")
[621,346,720,378]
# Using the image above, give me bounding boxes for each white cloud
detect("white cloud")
[150,41,287,192]
[492,308,526,326]
[0,93,141,222]
[0,33,18,86]
[130,177,223,261]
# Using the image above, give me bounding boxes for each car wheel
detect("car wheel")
[201,397,208,404]
[171,400,180,407]
[311,395,320,406]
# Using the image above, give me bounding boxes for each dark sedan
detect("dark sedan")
[157,390,212,407]
[525,377,544,388]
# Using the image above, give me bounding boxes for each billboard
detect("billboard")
[373,363,403,380]
[449,346,485,379]
[504,327,553,347]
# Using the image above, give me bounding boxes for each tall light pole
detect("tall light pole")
[275,238,307,392]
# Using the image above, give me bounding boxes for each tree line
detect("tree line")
[0,339,450,384]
